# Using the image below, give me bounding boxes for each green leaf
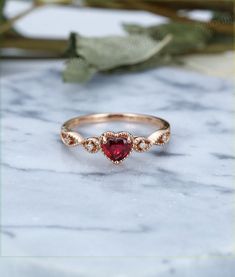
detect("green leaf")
[107,54,175,74]
[72,34,169,70]
[123,22,213,55]
[63,33,172,82]
[212,11,234,24]
[63,58,97,83]
[0,0,6,24]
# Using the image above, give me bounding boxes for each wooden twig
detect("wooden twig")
[84,0,234,35]
[0,36,68,54]
[0,4,43,35]
[85,0,234,12]
[0,55,64,59]
[131,1,234,34]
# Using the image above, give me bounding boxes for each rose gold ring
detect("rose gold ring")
[61,113,171,164]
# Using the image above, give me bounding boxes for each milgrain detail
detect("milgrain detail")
[133,137,152,152]
[60,131,82,147]
[82,137,100,153]
[60,113,171,164]
[61,130,171,164]
[148,130,171,145]
[99,131,134,164]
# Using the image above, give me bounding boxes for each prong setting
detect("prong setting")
[134,137,152,152]
[100,131,134,164]
[61,113,171,164]
[83,137,100,153]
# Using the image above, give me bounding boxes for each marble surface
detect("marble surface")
[0,65,234,275]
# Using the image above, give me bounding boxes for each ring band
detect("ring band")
[61,113,171,164]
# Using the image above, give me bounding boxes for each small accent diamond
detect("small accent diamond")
[134,137,152,152]
[83,137,100,153]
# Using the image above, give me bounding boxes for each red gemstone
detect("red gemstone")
[101,137,132,162]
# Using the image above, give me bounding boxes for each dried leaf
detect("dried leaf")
[63,33,172,82]
[107,54,176,74]
[123,22,213,55]
[0,0,6,24]
[63,58,97,82]
[72,33,168,70]
[63,21,221,83]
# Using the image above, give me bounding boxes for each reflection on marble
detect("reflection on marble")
[0,66,234,275]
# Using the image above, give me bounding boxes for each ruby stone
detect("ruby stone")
[101,137,132,162]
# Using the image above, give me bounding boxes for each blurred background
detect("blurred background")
[0,0,234,80]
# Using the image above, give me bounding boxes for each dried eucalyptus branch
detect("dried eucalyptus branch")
[0,36,68,53]
[85,0,234,13]
[84,0,234,35]
[0,0,233,74]
[63,33,172,82]
[144,0,234,12]
[0,4,41,35]
[62,17,233,83]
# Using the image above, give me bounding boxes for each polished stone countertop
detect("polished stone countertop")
[1,64,234,276]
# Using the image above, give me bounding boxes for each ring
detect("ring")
[60,113,171,164]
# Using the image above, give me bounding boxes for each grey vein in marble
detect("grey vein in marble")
[0,66,234,260]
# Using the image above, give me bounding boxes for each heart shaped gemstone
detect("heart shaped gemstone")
[101,132,133,163]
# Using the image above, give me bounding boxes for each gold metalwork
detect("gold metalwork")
[61,113,171,164]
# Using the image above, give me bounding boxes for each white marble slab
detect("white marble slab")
[0,66,234,275]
